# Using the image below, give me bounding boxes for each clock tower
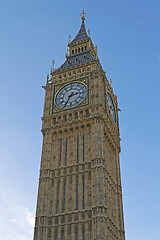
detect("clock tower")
[33,11,125,240]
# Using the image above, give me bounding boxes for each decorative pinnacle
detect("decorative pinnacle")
[68,34,71,44]
[51,59,55,73]
[88,28,90,37]
[81,10,87,21]
[109,78,112,85]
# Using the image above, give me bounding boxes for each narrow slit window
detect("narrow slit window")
[75,231,78,240]
[63,183,66,212]
[62,233,64,240]
[59,139,62,167]
[83,135,85,162]
[56,182,60,213]
[65,138,68,166]
[77,136,79,164]
[76,180,78,210]
[83,179,85,209]
[83,231,85,240]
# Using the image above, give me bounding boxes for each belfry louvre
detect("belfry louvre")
[33,11,125,240]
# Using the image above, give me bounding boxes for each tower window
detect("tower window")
[59,139,62,167]
[75,112,78,119]
[72,50,74,54]
[76,180,78,210]
[77,136,79,164]
[83,231,85,240]
[83,179,85,209]
[78,48,80,52]
[65,138,67,166]
[85,110,90,117]
[85,46,87,51]
[81,47,84,52]
[83,135,85,162]
[64,115,67,122]
[75,49,77,53]
[56,182,60,213]
[75,231,78,240]
[63,183,66,212]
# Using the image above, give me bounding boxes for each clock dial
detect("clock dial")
[55,82,87,109]
[106,90,116,123]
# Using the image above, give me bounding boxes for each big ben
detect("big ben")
[33,11,125,240]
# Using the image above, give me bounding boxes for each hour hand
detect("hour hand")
[63,97,70,108]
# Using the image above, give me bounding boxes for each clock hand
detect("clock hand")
[63,92,74,108]
[63,96,70,108]
[63,92,79,108]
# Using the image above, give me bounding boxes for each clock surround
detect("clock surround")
[52,77,89,113]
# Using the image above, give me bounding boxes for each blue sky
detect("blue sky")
[0,0,160,239]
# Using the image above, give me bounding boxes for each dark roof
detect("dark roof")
[52,52,96,73]
[69,19,89,46]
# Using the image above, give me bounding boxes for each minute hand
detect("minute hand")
[63,95,71,108]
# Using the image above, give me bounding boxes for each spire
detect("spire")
[68,10,89,46]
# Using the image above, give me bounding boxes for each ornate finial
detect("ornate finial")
[88,28,90,37]
[81,10,87,21]
[109,78,112,85]
[51,59,55,72]
[68,34,71,44]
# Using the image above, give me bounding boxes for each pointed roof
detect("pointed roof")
[52,52,96,73]
[51,11,98,74]
[68,11,89,46]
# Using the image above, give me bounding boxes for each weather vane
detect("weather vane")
[81,10,87,21]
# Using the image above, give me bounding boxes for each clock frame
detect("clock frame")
[52,77,89,113]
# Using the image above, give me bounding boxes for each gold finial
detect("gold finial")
[88,28,90,37]
[109,78,112,85]
[81,10,87,21]
[68,34,71,44]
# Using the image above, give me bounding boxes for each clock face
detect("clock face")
[55,82,87,109]
[106,90,116,123]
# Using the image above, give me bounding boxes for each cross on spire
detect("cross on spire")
[81,10,87,21]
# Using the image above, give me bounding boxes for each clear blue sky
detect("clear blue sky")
[0,0,160,239]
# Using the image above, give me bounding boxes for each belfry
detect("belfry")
[33,11,125,240]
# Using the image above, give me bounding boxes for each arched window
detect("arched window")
[75,112,78,119]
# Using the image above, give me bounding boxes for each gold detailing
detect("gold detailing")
[81,10,87,21]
